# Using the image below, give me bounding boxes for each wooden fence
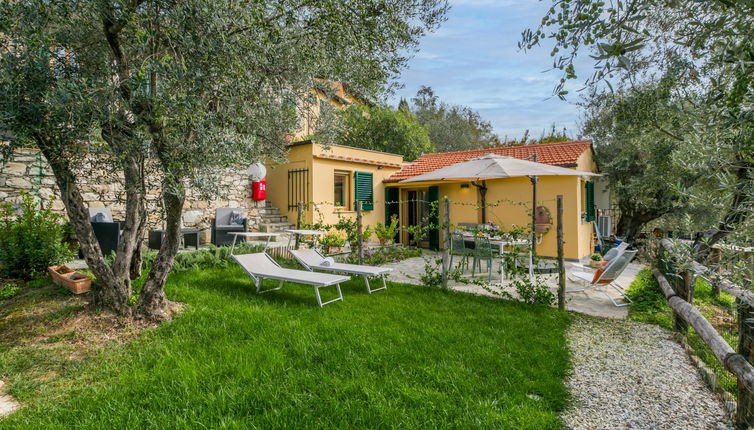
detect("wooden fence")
[655,238,754,429]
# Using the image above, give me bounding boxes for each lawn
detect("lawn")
[1,265,571,429]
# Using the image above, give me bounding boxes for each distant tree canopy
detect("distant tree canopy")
[410,86,498,152]
[323,104,434,161]
[497,124,573,147]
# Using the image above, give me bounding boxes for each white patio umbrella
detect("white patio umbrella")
[400,154,600,254]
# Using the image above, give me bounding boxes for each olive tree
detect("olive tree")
[581,78,703,241]
[0,0,448,319]
[523,0,754,251]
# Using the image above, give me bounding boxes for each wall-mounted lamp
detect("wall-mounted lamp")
[460,184,470,189]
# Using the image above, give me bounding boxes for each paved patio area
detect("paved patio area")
[381,251,643,319]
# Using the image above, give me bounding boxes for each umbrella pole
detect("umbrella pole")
[530,176,538,256]
[472,181,488,224]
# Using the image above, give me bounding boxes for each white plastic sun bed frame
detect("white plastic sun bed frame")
[232,252,349,307]
[289,248,392,294]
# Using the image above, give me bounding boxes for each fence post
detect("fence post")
[738,300,754,429]
[441,198,451,288]
[295,201,303,250]
[672,268,689,333]
[557,195,565,310]
[356,200,363,265]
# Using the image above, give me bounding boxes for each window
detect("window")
[334,171,349,209]
[354,171,374,211]
[585,181,595,222]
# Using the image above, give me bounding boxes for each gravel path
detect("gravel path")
[563,317,731,430]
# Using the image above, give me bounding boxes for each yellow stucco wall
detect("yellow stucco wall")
[386,148,599,260]
[265,142,403,229]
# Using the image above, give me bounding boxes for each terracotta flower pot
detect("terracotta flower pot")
[588,259,603,269]
[327,246,342,255]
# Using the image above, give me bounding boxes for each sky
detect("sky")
[389,0,593,141]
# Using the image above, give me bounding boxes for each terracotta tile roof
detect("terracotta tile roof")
[314,153,402,168]
[385,140,593,183]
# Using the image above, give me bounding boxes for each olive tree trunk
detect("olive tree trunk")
[136,188,184,320]
[37,139,143,315]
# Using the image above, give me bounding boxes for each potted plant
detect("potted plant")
[375,215,399,246]
[320,233,346,255]
[361,226,373,248]
[589,252,603,268]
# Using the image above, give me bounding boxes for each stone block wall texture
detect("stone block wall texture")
[0,148,265,244]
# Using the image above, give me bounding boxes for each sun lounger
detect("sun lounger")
[568,249,638,307]
[289,248,392,294]
[232,252,349,307]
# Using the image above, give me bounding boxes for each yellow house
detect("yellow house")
[290,81,369,141]
[383,140,598,260]
[265,141,404,228]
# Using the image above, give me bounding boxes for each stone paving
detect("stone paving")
[381,251,641,319]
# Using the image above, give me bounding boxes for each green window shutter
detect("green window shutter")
[585,181,595,222]
[427,186,440,250]
[354,172,374,211]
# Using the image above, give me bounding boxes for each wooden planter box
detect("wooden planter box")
[48,265,92,294]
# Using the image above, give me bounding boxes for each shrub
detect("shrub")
[0,283,21,300]
[319,233,346,248]
[342,245,422,266]
[419,257,445,288]
[375,215,399,243]
[625,268,673,329]
[0,193,74,279]
[511,277,555,306]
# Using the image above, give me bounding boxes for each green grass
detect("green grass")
[626,267,738,394]
[1,266,571,429]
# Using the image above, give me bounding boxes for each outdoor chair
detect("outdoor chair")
[568,249,638,307]
[472,236,495,281]
[233,252,349,307]
[212,208,247,246]
[289,248,392,294]
[570,242,629,271]
[449,232,473,272]
[87,208,122,257]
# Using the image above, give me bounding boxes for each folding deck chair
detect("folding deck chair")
[568,248,638,307]
[232,252,349,307]
[289,248,392,294]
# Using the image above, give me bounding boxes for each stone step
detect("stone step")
[259,222,294,233]
[258,207,281,216]
[259,215,288,223]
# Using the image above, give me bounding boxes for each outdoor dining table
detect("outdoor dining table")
[228,232,281,255]
[460,233,533,280]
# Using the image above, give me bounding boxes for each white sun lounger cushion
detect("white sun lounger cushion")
[233,253,348,286]
[290,249,393,276]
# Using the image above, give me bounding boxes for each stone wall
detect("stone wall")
[0,148,265,244]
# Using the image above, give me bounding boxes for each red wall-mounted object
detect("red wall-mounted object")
[252,178,266,201]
